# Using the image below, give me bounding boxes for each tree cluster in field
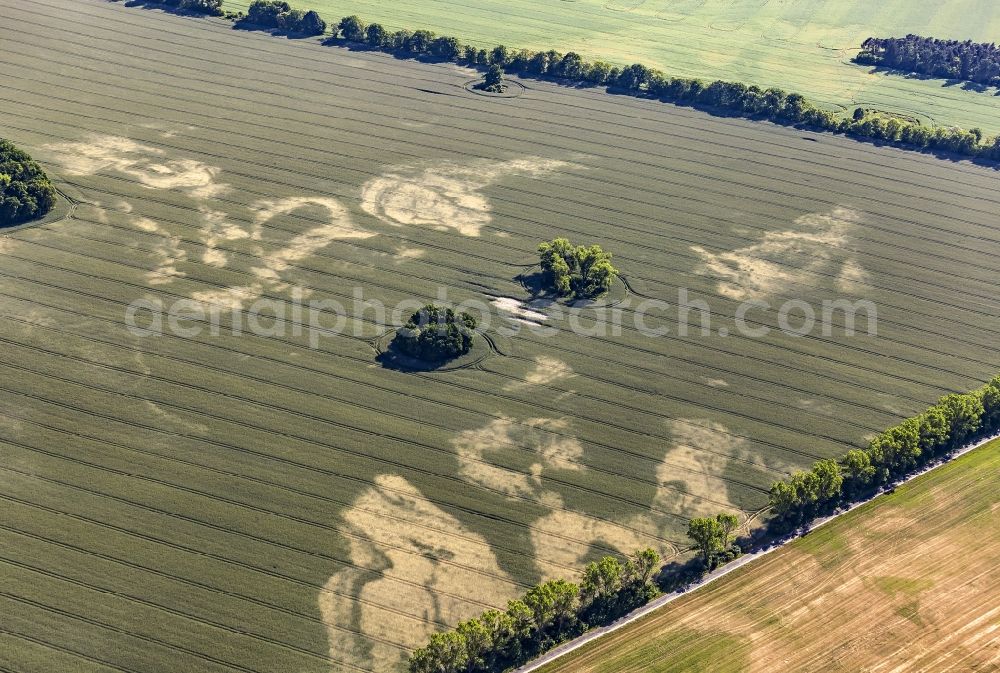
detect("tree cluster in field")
[0,139,56,227]
[768,375,1000,525]
[236,1,326,36]
[392,304,477,362]
[538,238,618,299]
[856,35,1000,89]
[408,549,660,673]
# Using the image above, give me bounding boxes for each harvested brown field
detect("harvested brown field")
[540,440,1000,673]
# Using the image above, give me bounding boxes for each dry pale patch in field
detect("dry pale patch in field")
[132,216,188,286]
[504,356,575,391]
[198,206,255,268]
[192,196,374,309]
[360,158,574,236]
[452,415,676,568]
[42,134,228,199]
[691,206,868,300]
[318,474,521,672]
[531,492,666,569]
[452,416,585,498]
[491,297,549,325]
[652,418,747,519]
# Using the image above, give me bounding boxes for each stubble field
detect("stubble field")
[1,1,999,672]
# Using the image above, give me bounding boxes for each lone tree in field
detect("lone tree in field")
[392,305,477,362]
[0,138,56,227]
[482,64,506,92]
[537,237,618,299]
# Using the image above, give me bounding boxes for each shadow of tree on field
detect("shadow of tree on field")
[118,0,222,19]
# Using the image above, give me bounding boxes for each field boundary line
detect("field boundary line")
[515,431,999,672]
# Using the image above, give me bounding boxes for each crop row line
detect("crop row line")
[29,0,1000,170]
[0,409,605,574]
[0,325,772,507]
[11,216,990,408]
[0,461,514,614]
[0,252,922,460]
[4,25,998,250]
[51,203,999,378]
[0,522,411,654]
[0,245,889,457]
[0,274,828,485]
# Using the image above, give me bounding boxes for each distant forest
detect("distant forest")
[856,35,1000,88]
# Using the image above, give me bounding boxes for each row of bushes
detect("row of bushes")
[856,35,1000,89]
[173,2,1000,163]
[0,138,56,227]
[321,14,1000,162]
[408,549,660,673]
[769,375,1000,524]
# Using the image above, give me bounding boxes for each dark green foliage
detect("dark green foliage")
[0,138,56,227]
[430,36,461,61]
[538,238,618,299]
[364,23,388,47]
[241,0,288,27]
[338,15,366,41]
[294,10,326,36]
[686,513,741,566]
[769,379,996,524]
[857,35,1000,88]
[408,549,660,673]
[482,64,505,92]
[237,1,325,35]
[327,14,997,159]
[392,305,476,362]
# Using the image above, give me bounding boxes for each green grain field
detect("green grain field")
[220,0,1000,135]
[0,1,999,672]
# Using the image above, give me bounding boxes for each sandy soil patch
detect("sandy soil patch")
[198,207,254,268]
[192,196,373,309]
[691,207,867,300]
[360,158,573,237]
[131,216,187,285]
[43,135,228,199]
[452,416,585,498]
[532,493,661,569]
[505,356,574,391]
[492,297,549,324]
[318,474,520,671]
[651,419,748,519]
